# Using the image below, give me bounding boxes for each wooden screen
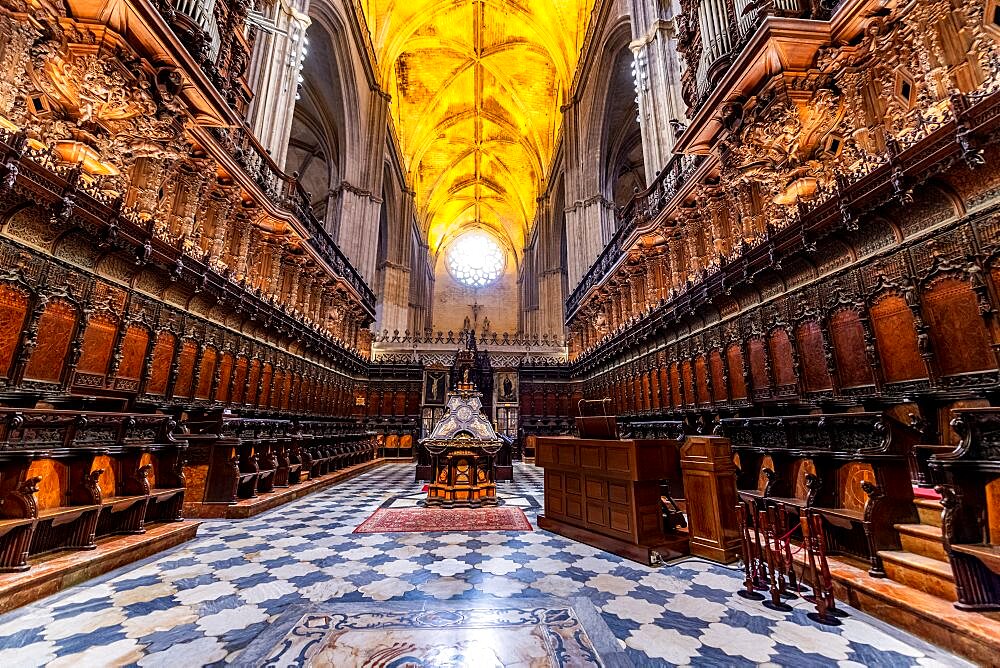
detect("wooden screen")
[145,331,176,395]
[727,343,748,399]
[173,340,198,398]
[870,294,926,383]
[195,347,217,399]
[217,352,234,403]
[796,320,833,392]
[0,284,29,378]
[709,350,727,402]
[768,329,796,388]
[77,313,118,376]
[695,355,710,404]
[681,360,695,406]
[24,299,76,383]
[117,325,149,381]
[829,309,875,388]
[748,338,769,391]
[923,278,996,375]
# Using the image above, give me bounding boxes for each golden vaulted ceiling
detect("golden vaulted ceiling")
[360,0,594,258]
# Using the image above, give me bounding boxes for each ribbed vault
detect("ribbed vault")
[360,0,594,257]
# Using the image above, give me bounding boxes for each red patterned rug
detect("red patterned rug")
[354,506,533,533]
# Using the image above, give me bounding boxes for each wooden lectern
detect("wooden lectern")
[535,403,689,565]
[680,436,742,563]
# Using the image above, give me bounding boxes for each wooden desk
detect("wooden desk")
[535,435,689,565]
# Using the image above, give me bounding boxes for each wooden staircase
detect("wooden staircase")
[878,498,958,602]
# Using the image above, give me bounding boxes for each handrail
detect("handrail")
[565,153,704,316]
[207,123,376,311]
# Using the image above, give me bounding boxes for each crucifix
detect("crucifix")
[467,298,484,331]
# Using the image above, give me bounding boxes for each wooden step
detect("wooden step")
[879,549,957,602]
[915,498,944,528]
[895,522,948,561]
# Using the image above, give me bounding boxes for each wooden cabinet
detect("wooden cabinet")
[536,435,689,565]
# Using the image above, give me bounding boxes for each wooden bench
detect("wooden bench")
[183,413,268,504]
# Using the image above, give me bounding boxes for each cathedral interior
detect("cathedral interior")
[0,0,998,664]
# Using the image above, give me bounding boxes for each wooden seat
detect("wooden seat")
[101,495,146,510]
[0,406,187,570]
[933,408,1000,611]
[814,506,865,522]
[951,544,1000,575]
[36,504,101,520]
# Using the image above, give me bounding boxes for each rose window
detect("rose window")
[447,232,505,287]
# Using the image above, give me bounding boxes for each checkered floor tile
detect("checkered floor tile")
[0,463,966,666]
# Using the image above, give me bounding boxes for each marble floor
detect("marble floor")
[0,462,967,667]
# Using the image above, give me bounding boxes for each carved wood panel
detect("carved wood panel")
[282,371,292,410]
[870,294,926,383]
[23,300,76,383]
[247,359,261,405]
[173,340,198,399]
[76,313,117,376]
[768,329,796,388]
[217,352,234,403]
[838,462,876,512]
[681,359,695,407]
[260,362,273,408]
[748,338,769,392]
[695,354,710,404]
[709,350,726,402]
[0,284,29,379]
[670,362,682,407]
[922,278,996,376]
[726,343,747,399]
[796,320,833,392]
[146,331,176,395]
[196,347,216,399]
[117,325,149,381]
[232,356,249,404]
[829,309,875,389]
[659,365,671,408]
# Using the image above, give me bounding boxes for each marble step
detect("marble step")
[879,549,957,602]
[915,498,944,528]
[895,523,948,561]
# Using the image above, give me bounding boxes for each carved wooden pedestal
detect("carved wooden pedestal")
[426,446,498,507]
